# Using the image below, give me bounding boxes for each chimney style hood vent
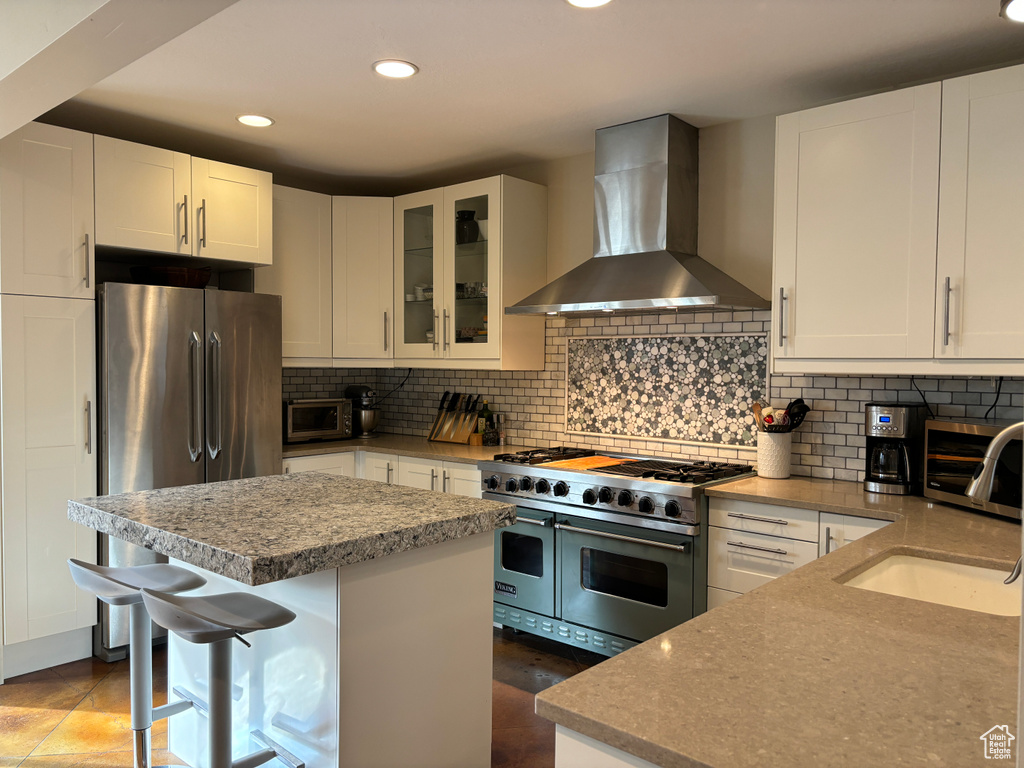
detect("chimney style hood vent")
[506,114,769,315]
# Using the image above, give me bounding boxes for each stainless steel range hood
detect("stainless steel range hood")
[506,114,769,315]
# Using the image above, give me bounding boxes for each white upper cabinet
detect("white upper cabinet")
[0,123,95,299]
[333,196,394,362]
[1,295,97,644]
[773,84,941,362]
[95,135,272,265]
[94,135,190,256]
[191,157,272,264]
[393,175,547,370]
[256,186,333,362]
[935,64,1024,360]
[773,62,1024,375]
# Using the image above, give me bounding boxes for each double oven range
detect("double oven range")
[481,448,753,657]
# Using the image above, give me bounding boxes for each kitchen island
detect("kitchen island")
[536,477,1020,768]
[68,471,516,768]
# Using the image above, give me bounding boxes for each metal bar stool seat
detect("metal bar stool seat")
[141,588,302,768]
[67,558,207,768]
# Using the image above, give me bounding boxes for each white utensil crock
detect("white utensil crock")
[757,432,792,479]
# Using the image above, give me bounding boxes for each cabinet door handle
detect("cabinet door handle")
[284,466,291,474]
[386,462,393,484]
[777,287,787,348]
[432,311,439,350]
[430,468,437,490]
[727,540,789,556]
[182,194,189,246]
[442,470,449,493]
[84,400,92,455]
[443,309,450,351]
[942,276,951,347]
[383,311,389,352]
[824,526,832,554]
[199,198,207,248]
[727,512,789,526]
[83,234,90,287]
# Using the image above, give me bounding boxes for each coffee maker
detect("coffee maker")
[345,385,381,439]
[864,403,927,495]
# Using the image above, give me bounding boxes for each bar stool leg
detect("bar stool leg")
[129,602,154,768]
[209,638,234,768]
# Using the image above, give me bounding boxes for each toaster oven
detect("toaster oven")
[924,418,1022,520]
[284,399,353,443]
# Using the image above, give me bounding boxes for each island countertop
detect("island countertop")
[536,477,1021,768]
[68,472,516,586]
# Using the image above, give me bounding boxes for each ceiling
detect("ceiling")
[42,0,1024,196]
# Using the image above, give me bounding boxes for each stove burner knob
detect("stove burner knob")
[534,479,551,494]
[553,481,570,497]
[486,474,501,491]
[665,500,682,518]
[617,490,634,507]
[638,496,655,514]
[505,478,520,493]
[520,477,533,492]
[582,488,598,505]
[598,487,614,504]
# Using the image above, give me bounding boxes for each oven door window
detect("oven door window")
[502,531,544,578]
[581,548,668,607]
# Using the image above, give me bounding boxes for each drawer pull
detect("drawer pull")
[516,516,548,527]
[727,512,790,526]
[727,540,789,556]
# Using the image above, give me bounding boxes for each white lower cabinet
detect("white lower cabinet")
[359,452,480,497]
[1,296,97,647]
[818,512,890,557]
[443,462,483,499]
[707,498,891,608]
[361,452,399,485]
[396,456,441,490]
[282,452,356,478]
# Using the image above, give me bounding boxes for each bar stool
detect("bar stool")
[67,558,207,768]
[140,587,302,768]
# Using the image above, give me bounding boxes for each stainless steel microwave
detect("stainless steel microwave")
[284,399,353,443]
[924,418,1022,520]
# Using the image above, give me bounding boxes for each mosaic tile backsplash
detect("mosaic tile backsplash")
[566,334,767,446]
[283,309,1022,481]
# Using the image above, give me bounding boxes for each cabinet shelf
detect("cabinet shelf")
[404,247,434,258]
[454,241,487,258]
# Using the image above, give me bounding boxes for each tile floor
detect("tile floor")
[0,628,604,767]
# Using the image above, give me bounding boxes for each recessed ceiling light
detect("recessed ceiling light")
[566,0,613,7]
[1001,0,1024,21]
[236,114,274,127]
[373,60,419,78]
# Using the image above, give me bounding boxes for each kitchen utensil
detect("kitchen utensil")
[428,391,451,440]
[787,402,810,431]
[448,394,471,443]
[438,393,462,441]
[752,402,763,431]
[454,395,480,443]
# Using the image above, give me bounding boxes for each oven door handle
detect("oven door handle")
[554,523,690,553]
[515,516,549,527]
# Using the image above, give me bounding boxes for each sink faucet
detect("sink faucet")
[965,421,1024,585]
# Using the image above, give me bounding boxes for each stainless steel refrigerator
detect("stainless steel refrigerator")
[96,282,282,660]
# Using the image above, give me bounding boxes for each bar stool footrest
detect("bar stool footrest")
[171,686,209,718]
[251,729,305,768]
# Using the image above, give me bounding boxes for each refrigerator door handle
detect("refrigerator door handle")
[188,331,203,463]
[208,330,223,459]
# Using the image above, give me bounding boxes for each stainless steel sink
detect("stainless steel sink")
[842,553,1022,617]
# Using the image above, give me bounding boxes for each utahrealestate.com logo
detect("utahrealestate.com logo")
[980,725,1015,760]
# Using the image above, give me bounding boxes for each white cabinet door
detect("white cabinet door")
[396,456,441,491]
[442,462,481,498]
[256,186,333,361]
[936,63,1024,360]
[282,452,356,478]
[333,197,394,360]
[774,83,941,359]
[94,135,190,256]
[191,157,272,264]
[361,452,398,484]
[1,296,96,644]
[394,189,445,360]
[707,586,741,611]
[0,123,95,299]
[707,525,818,594]
[818,512,889,557]
[708,498,818,543]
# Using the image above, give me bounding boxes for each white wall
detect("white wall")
[505,114,776,297]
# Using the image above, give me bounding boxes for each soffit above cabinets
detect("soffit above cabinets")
[42,0,1024,195]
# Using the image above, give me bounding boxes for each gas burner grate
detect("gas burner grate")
[593,459,754,484]
[492,447,596,465]
[592,460,683,477]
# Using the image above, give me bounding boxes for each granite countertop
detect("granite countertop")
[282,434,530,464]
[68,472,515,586]
[536,476,1021,768]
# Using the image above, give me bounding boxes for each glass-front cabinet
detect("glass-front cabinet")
[393,175,547,369]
